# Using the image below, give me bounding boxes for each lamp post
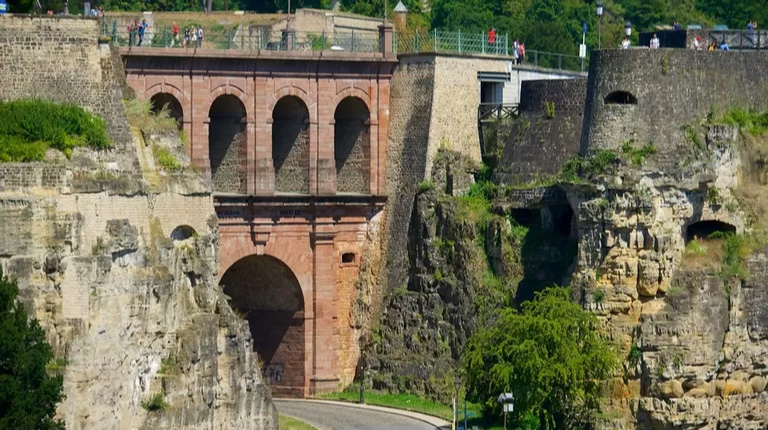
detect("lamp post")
[625,20,632,38]
[453,376,461,430]
[596,1,603,50]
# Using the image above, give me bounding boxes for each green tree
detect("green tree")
[463,287,617,429]
[0,269,65,430]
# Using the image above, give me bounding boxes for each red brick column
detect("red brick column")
[310,229,339,394]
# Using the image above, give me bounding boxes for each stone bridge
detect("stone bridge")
[122,43,397,397]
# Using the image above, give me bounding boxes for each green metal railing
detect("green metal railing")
[395,29,588,72]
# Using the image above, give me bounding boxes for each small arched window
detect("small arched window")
[604,91,638,105]
[171,225,197,241]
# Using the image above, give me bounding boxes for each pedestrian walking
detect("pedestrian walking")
[650,33,660,49]
[518,42,525,64]
[138,18,147,46]
[191,27,198,48]
[513,39,519,63]
[693,36,702,51]
[197,26,204,48]
[621,36,630,49]
[184,27,190,48]
[172,22,179,47]
[488,28,496,47]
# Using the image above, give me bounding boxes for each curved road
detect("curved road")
[275,399,450,430]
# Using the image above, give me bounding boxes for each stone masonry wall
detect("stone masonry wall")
[335,120,371,194]
[496,79,586,183]
[0,16,134,159]
[381,57,435,296]
[581,50,768,170]
[273,121,310,193]
[210,123,247,193]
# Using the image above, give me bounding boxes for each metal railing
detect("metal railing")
[478,103,519,122]
[705,29,767,50]
[102,19,381,53]
[395,29,588,72]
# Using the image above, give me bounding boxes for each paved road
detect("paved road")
[275,399,450,430]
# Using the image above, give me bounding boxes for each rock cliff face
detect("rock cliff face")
[1,132,277,430]
[568,124,768,429]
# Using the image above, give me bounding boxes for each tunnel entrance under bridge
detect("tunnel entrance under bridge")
[220,254,305,397]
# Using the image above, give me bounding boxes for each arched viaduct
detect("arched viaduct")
[123,47,396,397]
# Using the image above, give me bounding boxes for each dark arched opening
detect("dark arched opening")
[604,91,638,105]
[150,93,183,129]
[334,97,371,194]
[221,255,305,397]
[273,96,310,194]
[209,95,247,193]
[170,225,196,241]
[686,220,736,242]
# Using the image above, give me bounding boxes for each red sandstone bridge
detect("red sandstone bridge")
[122,26,397,397]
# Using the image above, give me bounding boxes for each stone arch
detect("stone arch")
[220,254,306,397]
[272,96,310,193]
[334,96,371,194]
[149,93,184,130]
[209,94,247,193]
[686,220,736,242]
[604,91,638,105]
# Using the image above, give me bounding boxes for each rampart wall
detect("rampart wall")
[581,49,768,168]
[496,78,586,183]
[0,15,134,155]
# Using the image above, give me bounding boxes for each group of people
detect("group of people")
[126,20,204,48]
[487,28,525,64]
[126,19,148,46]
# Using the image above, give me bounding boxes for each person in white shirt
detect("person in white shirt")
[650,33,660,49]
[693,36,702,51]
[197,27,204,48]
[621,37,630,49]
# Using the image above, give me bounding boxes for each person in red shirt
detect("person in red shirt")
[172,22,179,47]
[488,28,496,46]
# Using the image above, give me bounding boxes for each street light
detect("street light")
[625,20,633,37]
[453,377,461,430]
[596,1,603,50]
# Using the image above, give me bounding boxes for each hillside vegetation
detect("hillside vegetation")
[0,100,110,162]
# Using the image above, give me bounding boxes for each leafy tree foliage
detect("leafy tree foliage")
[463,287,617,430]
[0,269,65,430]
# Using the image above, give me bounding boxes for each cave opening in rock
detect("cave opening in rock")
[209,95,247,193]
[170,225,196,241]
[220,254,305,397]
[686,220,737,242]
[604,90,638,105]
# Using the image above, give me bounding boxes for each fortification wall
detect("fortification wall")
[381,56,435,293]
[581,50,768,167]
[0,15,134,156]
[496,78,586,183]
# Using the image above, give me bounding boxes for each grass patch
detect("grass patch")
[680,233,755,281]
[721,108,768,137]
[417,180,435,193]
[680,237,724,271]
[124,98,180,134]
[152,145,182,171]
[141,393,168,412]
[621,140,657,166]
[0,99,110,161]
[279,414,319,430]
[559,149,617,182]
[45,357,68,375]
[317,389,483,423]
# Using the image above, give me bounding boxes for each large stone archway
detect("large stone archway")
[209,95,247,194]
[220,254,306,397]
